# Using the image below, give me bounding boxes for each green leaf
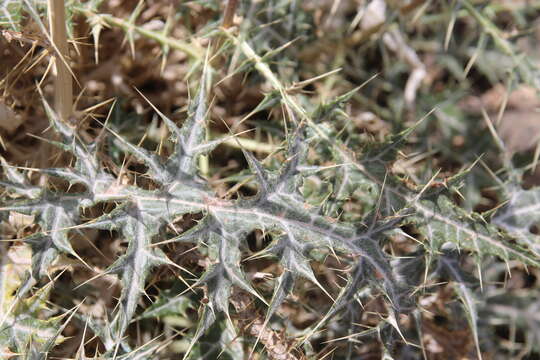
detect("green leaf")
[137,281,192,320]
[493,186,540,256]
[410,195,540,267]
[0,280,65,357]
[84,203,172,341]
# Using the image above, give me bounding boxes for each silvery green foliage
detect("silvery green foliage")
[493,186,540,257]
[307,98,539,265]
[2,65,540,359]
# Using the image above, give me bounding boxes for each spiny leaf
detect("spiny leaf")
[0,279,65,357]
[2,195,82,278]
[0,157,41,198]
[410,195,540,267]
[111,134,170,185]
[492,186,540,256]
[41,97,112,190]
[164,60,211,180]
[84,203,172,339]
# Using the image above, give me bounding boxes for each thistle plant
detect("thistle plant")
[1,0,540,359]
